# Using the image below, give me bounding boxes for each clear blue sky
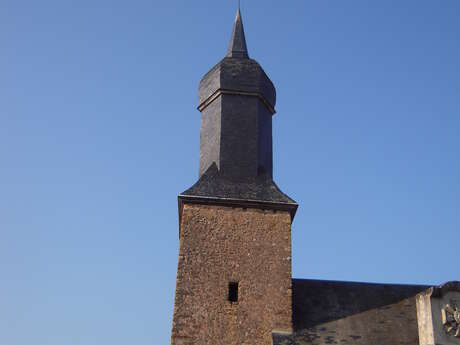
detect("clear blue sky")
[1,1,459,344]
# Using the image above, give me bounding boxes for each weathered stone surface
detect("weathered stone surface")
[289,279,428,345]
[170,204,292,345]
[416,281,460,345]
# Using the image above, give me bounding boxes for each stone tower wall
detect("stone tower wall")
[171,204,293,345]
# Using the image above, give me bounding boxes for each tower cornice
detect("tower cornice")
[198,88,276,115]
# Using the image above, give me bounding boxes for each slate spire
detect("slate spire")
[226,8,249,58]
[179,6,297,220]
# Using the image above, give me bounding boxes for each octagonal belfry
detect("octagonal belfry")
[198,56,276,180]
[179,8,297,218]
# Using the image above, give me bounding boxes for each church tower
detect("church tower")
[171,8,297,345]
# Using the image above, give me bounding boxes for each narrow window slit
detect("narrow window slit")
[228,282,238,303]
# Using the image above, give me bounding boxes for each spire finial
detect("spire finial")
[226,6,249,58]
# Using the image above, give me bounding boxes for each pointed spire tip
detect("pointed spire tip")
[226,6,249,58]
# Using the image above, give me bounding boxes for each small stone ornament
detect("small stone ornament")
[441,303,460,337]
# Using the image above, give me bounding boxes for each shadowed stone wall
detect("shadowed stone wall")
[272,280,428,345]
[171,204,292,345]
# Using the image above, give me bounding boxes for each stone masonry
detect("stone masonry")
[170,204,293,345]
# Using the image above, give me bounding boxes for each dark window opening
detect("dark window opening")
[228,282,238,303]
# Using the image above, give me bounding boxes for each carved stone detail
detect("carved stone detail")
[416,281,460,345]
[442,303,460,337]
